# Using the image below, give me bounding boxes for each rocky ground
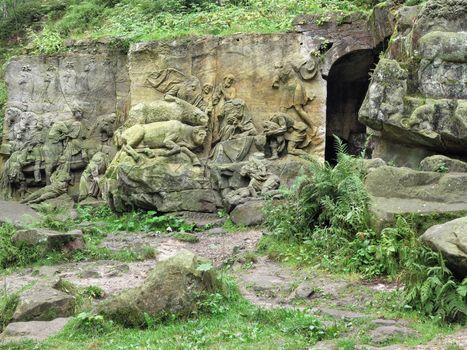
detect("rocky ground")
[1,218,465,349]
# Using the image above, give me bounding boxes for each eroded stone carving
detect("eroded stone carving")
[116,120,207,166]
[263,113,310,159]
[224,153,281,211]
[79,151,109,201]
[273,62,316,131]
[21,165,71,204]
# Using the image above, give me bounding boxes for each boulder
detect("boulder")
[230,200,264,226]
[421,217,467,278]
[365,166,467,229]
[12,228,85,253]
[0,318,71,344]
[369,325,417,344]
[0,200,41,226]
[98,250,218,327]
[420,155,467,173]
[13,285,75,322]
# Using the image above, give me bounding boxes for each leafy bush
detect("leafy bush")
[28,26,64,54]
[402,241,467,322]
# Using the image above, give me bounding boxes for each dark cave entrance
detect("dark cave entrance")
[324,48,382,164]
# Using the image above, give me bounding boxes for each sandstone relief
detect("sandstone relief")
[1,13,391,214]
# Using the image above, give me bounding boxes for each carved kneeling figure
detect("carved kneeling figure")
[116,120,207,166]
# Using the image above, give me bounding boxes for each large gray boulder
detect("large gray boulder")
[0,200,41,226]
[421,217,467,278]
[98,250,218,327]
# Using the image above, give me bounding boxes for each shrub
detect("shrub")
[28,26,64,54]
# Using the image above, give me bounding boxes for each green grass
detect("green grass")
[1,294,331,350]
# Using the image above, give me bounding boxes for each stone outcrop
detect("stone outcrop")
[421,217,467,278]
[98,251,218,327]
[365,166,467,228]
[359,0,467,167]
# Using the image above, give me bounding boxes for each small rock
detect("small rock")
[288,282,315,300]
[0,318,71,344]
[370,325,417,344]
[230,200,264,226]
[372,319,397,327]
[13,285,75,322]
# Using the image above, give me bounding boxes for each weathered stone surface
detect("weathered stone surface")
[366,166,467,228]
[370,325,417,344]
[421,217,467,278]
[230,200,264,226]
[0,200,41,225]
[420,155,467,173]
[366,166,467,203]
[12,228,85,253]
[13,285,75,322]
[0,318,71,344]
[359,0,467,161]
[98,250,218,327]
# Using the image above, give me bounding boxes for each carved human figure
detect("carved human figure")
[4,107,22,145]
[88,113,117,143]
[62,108,88,173]
[224,153,281,211]
[19,65,33,104]
[272,63,315,131]
[216,99,257,142]
[44,121,69,184]
[20,165,71,204]
[213,74,237,105]
[116,120,207,166]
[79,151,109,201]
[147,68,205,109]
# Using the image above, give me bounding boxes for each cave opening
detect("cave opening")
[324,47,383,165]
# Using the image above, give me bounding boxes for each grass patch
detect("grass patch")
[1,295,332,350]
[0,288,19,332]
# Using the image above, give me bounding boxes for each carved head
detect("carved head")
[192,127,207,146]
[5,107,22,125]
[203,83,213,95]
[223,74,235,88]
